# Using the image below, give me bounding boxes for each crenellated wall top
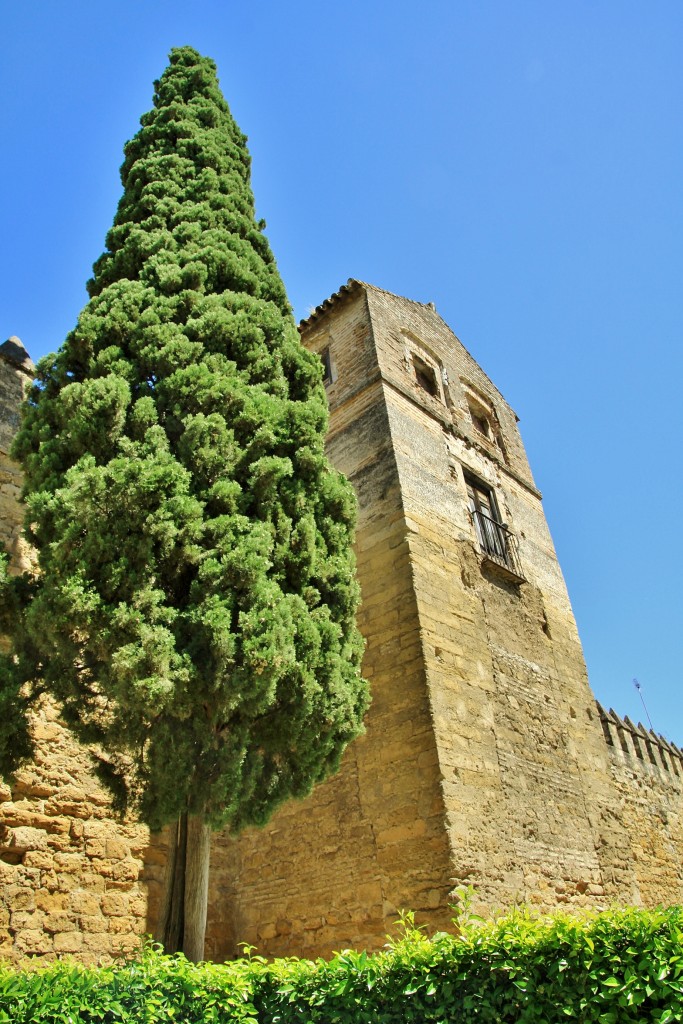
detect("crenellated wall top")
[598,702,683,781]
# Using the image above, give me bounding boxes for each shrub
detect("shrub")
[1,906,681,1023]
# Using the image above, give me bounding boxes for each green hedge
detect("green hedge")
[1,906,682,1023]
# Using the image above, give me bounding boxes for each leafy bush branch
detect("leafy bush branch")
[1,905,682,1022]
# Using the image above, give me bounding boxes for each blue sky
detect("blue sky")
[2,2,681,741]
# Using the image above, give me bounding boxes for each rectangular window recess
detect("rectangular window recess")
[470,410,490,437]
[465,475,525,583]
[413,354,439,397]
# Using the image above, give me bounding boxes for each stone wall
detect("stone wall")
[0,698,162,961]
[1,288,682,965]
[598,706,683,904]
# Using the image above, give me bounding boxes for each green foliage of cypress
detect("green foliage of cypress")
[0,47,367,833]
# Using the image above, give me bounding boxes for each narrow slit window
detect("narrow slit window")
[320,347,333,386]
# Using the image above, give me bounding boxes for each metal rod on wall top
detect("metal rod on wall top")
[633,678,654,733]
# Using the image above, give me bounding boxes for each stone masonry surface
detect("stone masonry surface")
[0,340,34,583]
[0,290,682,963]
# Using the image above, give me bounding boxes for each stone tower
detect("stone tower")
[216,281,681,957]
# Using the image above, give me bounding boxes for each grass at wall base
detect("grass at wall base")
[0,906,681,1023]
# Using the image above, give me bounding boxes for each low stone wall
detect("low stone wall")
[0,698,164,962]
[598,705,683,905]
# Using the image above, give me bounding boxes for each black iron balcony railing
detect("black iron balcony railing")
[470,509,525,582]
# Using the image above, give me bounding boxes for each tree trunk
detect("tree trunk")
[155,812,211,961]
[155,813,188,953]
[183,814,211,962]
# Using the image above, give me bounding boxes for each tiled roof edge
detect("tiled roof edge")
[297,279,439,332]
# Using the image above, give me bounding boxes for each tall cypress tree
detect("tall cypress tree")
[1,47,367,960]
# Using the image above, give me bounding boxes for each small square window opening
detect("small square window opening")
[470,410,490,437]
[413,354,439,397]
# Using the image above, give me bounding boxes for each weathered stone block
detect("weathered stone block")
[53,852,82,873]
[14,929,52,955]
[79,914,109,934]
[101,893,128,916]
[53,931,83,953]
[9,889,36,912]
[44,912,75,934]
[68,892,101,916]
[107,915,138,935]
[105,839,129,861]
